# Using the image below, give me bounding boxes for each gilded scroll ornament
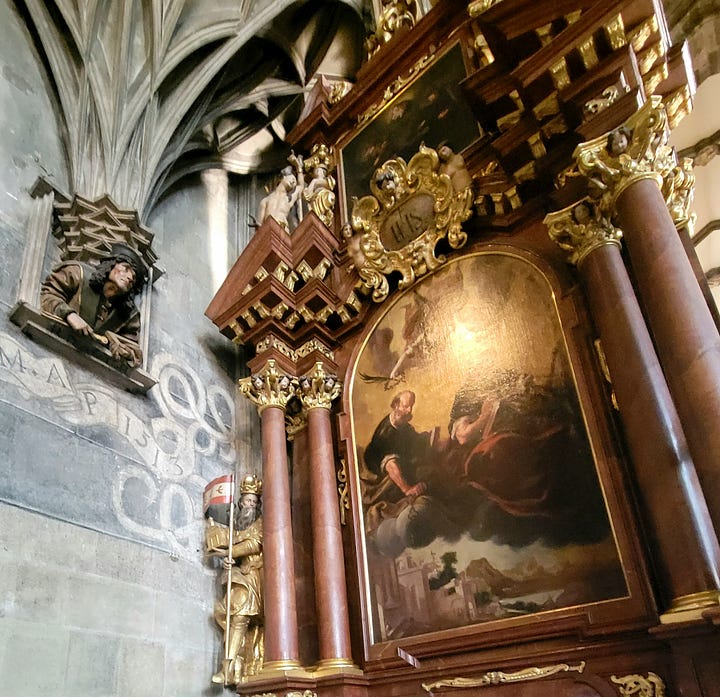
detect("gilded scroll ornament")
[348,145,473,303]
[545,199,622,267]
[575,96,675,213]
[662,156,696,230]
[611,672,666,697]
[297,361,342,411]
[358,53,435,124]
[285,409,307,441]
[422,661,586,691]
[365,0,417,59]
[584,87,621,118]
[239,359,295,413]
[337,457,350,525]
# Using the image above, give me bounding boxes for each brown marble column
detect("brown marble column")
[575,98,720,538]
[615,179,720,533]
[546,203,720,615]
[297,363,355,670]
[239,360,301,671]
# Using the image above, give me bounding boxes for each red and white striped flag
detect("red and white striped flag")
[203,474,233,514]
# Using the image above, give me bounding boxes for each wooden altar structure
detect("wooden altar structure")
[206,0,720,694]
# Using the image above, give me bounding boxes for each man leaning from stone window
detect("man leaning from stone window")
[40,243,147,368]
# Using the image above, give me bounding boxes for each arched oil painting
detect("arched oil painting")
[350,253,627,644]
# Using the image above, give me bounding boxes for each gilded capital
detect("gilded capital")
[238,359,296,414]
[574,96,675,213]
[297,361,342,411]
[545,199,622,267]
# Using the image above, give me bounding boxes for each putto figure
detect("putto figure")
[206,475,264,685]
[40,242,148,367]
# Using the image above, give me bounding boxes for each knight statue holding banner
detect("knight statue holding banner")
[204,474,264,685]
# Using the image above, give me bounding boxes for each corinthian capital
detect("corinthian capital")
[297,362,342,411]
[575,97,675,213]
[545,200,622,267]
[239,359,295,414]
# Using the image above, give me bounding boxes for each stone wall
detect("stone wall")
[0,1,259,694]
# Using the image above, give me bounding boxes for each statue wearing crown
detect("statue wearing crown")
[205,474,264,685]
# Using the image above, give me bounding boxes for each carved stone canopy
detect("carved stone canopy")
[48,186,161,280]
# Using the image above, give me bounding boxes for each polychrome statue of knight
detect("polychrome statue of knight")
[205,474,264,684]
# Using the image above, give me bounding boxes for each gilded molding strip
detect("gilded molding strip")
[422,661,586,691]
[611,672,666,697]
[358,52,436,124]
[285,411,307,440]
[254,336,335,363]
[594,338,619,410]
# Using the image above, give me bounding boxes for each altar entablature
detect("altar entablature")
[205,213,364,376]
[289,0,694,235]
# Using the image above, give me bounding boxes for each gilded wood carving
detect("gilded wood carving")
[348,145,473,302]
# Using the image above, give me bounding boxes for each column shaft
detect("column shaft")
[261,405,300,668]
[580,243,720,606]
[306,407,353,665]
[615,179,720,535]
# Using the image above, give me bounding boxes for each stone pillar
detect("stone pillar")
[297,362,355,670]
[239,360,301,671]
[575,97,720,539]
[546,202,720,616]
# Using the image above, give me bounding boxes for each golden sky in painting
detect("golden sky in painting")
[351,253,566,447]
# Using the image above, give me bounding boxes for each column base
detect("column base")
[313,658,362,675]
[660,590,720,624]
[260,658,306,674]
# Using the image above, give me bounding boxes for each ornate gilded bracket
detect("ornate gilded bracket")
[611,672,666,697]
[545,198,622,267]
[238,359,296,414]
[422,661,586,691]
[348,145,473,303]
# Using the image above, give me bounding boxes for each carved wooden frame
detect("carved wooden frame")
[338,242,657,669]
[337,41,482,223]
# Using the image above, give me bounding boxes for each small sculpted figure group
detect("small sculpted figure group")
[256,145,336,231]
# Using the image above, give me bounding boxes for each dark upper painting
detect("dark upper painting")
[340,43,481,210]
